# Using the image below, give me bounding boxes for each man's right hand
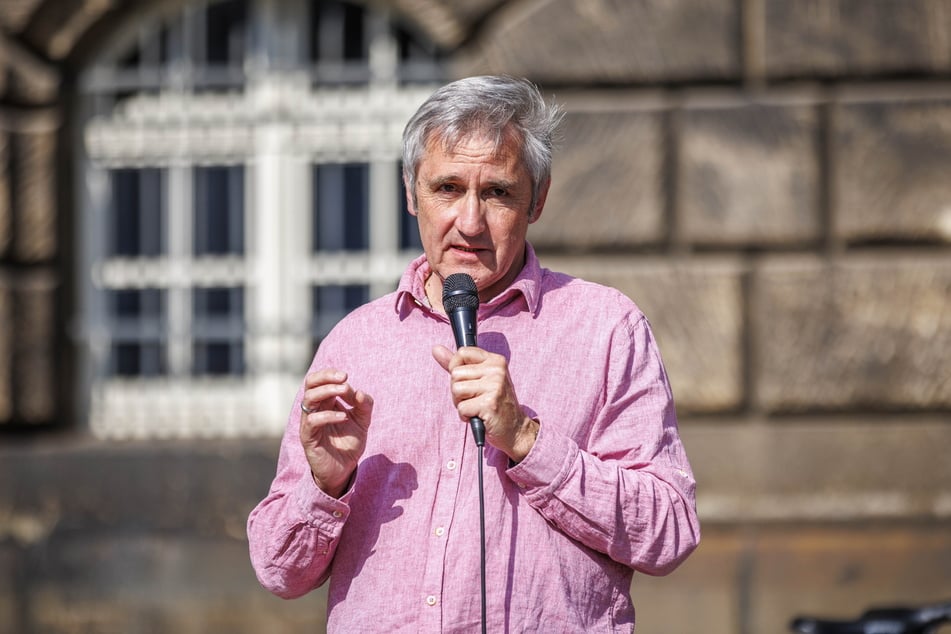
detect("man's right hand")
[299,369,373,498]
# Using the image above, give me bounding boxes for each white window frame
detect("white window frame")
[75,0,441,438]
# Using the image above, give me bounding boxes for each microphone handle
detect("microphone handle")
[448,307,484,446]
[448,308,478,348]
[469,416,485,447]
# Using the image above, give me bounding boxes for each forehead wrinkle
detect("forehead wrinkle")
[428,124,522,164]
[422,142,520,182]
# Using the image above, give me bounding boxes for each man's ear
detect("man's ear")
[529,178,551,223]
[403,174,418,216]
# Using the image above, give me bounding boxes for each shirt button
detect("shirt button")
[332,510,343,518]
[426,595,437,606]
[446,459,457,471]
[434,526,445,537]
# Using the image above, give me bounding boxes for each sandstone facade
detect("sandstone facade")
[1,1,949,633]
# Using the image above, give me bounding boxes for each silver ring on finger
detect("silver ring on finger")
[301,401,315,414]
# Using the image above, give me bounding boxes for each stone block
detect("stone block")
[638,524,951,634]
[835,97,951,243]
[541,256,745,414]
[530,106,666,249]
[753,255,951,411]
[24,535,327,633]
[454,0,740,83]
[681,418,951,523]
[25,0,110,61]
[0,0,42,33]
[679,99,821,246]
[13,128,56,262]
[11,270,56,423]
[0,545,19,634]
[763,0,951,77]
[0,130,9,257]
[440,0,499,21]
[392,0,498,48]
[748,526,951,634]
[632,528,744,634]
[0,440,333,633]
[2,37,60,103]
[0,439,280,536]
[0,274,10,422]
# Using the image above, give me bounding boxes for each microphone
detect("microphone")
[442,273,485,447]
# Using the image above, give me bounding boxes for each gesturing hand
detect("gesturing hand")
[299,369,373,498]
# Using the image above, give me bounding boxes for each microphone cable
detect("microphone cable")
[474,427,486,634]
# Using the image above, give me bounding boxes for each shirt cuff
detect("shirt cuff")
[293,470,352,527]
[505,421,577,495]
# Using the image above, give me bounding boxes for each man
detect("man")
[248,75,700,632]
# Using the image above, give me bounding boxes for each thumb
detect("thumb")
[431,344,454,372]
[352,389,374,422]
[350,390,373,429]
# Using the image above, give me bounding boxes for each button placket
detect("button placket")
[419,420,466,630]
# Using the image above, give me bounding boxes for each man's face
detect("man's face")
[406,131,548,307]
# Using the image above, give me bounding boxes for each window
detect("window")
[312,284,369,351]
[78,0,443,438]
[314,163,369,251]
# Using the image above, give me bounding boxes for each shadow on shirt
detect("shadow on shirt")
[333,453,419,600]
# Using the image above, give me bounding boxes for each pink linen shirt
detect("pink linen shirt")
[247,243,699,632]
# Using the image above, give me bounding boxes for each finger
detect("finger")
[301,408,348,429]
[448,347,501,376]
[452,346,490,365]
[331,381,370,410]
[304,369,347,389]
[350,390,374,427]
[450,354,507,385]
[448,368,485,396]
[302,381,351,412]
[431,344,454,372]
[299,408,348,440]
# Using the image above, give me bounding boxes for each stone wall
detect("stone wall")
[0,1,949,633]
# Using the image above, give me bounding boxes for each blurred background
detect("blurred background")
[0,0,949,632]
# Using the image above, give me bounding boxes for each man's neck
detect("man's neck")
[424,273,446,314]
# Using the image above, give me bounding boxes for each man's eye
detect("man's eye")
[438,183,458,193]
[488,187,507,197]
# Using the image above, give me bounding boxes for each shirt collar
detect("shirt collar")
[395,242,543,318]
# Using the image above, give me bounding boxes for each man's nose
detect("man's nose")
[455,192,487,235]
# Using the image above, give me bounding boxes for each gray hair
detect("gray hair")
[401,75,563,213]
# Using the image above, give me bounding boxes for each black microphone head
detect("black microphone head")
[442,273,479,312]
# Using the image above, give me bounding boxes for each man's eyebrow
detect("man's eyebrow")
[485,178,518,191]
[423,174,521,191]
[426,175,459,187]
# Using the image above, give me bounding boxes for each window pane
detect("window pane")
[194,165,245,255]
[398,163,422,251]
[206,0,247,65]
[108,289,166,376]
[311,0,366,62]
[111,168,164,256]
[192,287,245,375]
[313,163,369,251]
